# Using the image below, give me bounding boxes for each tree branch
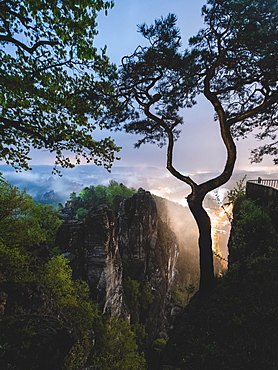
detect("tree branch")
[227,91,278,126]
[32,59,73,75]
[200,67,237,195]
[0,3,31,25]
[0,35,58,53]
[142,96,197,192]
[0,116,54,143]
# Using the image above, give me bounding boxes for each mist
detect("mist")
[1,162,274,286]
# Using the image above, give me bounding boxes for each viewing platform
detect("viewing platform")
[246,178,278,209]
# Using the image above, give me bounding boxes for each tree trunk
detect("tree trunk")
[188,194,215,295]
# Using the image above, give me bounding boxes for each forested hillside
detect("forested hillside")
[0,178,146,369]
[0,178,202,369]
[1,177,278,370]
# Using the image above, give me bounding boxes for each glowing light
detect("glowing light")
[208,203,233,272]
[152,187,232,275]
[150,186,172,199]
[179,198,189,207]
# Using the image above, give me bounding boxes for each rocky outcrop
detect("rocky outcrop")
[84,205,123,315]
[0,282,76,370]
[56,220,86,280]
[56,206,123,316]
[57,189,179,343]
[118,189,179,341]
[118,188,159,280]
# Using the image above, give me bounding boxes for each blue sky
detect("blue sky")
[2,0,277,201]
[95,0,206,64]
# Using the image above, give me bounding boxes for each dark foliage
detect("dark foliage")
[161,198,278,370]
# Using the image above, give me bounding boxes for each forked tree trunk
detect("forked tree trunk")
[188,193,215,294]
[143,68,237,297]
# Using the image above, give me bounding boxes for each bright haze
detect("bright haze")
[2,0,276,203]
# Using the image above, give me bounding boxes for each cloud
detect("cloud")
[1,163,277,208]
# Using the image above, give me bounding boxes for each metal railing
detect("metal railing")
[248,178,278,189]
[246,179,278,234]
[246,179,278,210]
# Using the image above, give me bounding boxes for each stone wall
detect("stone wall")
[246,180,278,210]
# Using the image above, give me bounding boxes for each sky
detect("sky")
[91,0,275,172]
[2,0,277,202]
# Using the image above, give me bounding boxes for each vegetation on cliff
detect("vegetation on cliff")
[0,178,146,369]
[1,175,278,370]
[60,180,136,220]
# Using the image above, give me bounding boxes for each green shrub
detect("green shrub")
[64,335,91,370]
[39,255,99,330]
[132,323,146,350]
[0,241,34,282]
[225,176,246,205]
[141,283,154,310]
[0,179,62,249]
[123,278,154,323]
[75,207,89,221]
[124,277,141,322]
[172,284,196,306]
[93,317,146,370]
[152,338,167,353]
[230,199,277,264]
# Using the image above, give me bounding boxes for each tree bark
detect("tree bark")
[188,193,215,294]
[132,65,238,297]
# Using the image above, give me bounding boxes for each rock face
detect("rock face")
[118,188,159,280]
[84,205,123,315]
[56,206,123,316]
[57,189,179,342]
[118,188,178,340]
[56,220,86,281]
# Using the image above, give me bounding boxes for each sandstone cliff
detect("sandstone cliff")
[118,188,178,341]
[56,206,123,316]
[57,188,179,344]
